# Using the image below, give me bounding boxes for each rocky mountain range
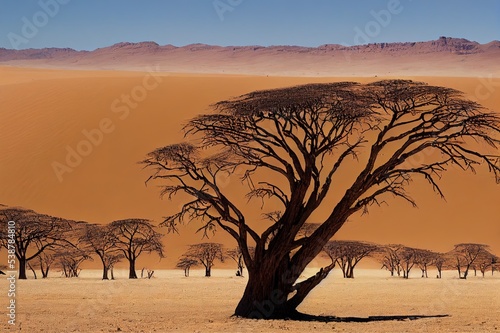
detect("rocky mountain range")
[1,37,498,76]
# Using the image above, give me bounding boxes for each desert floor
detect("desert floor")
[1,269,499,333]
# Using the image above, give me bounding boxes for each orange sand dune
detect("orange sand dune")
[0,66,499,267]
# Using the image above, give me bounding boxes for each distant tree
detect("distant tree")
[36,250,56,278]
[183,243,224,277]
[109,219,164,279]
[399,247,418,279]
[80,224,122,280]
[431,252,447,279]
[448,243,490,279]
[374,244,404,277]
[176,256,199,277]
[227,246,255,277]
[323,240,379,278]
[55,247,91,278]
[143,80,500,318]
[474,250,498,277]
[0,206,76,279]
[414,249,436,278]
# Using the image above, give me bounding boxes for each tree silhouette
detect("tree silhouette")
[109,219,164,279]
[55,247,91,278]
[472,247,497,277]
[182,243,224,277]
[0,206,76,279]
[448,243,490,279]
[143,80,500,318]
[374,244,404,277]
[80,224,123,280]
[227,246,255,277]
[413,248,436,278]
[176,256,199,277]
[431,252,447,279]
[323,240,378,278]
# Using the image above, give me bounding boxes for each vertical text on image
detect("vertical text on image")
[6,220,17,326]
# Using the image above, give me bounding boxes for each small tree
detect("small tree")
[227,246,255,277]
[448,243,489,279]
[474,250,498,277]
[399,247,417,279]
[55,247,91,278]
[176,256,199,277]
[323,240,378,278]
[432,252,447,279]
[37,250,56,278]
[183,243,224,277]
[110,219,164,279]
[374,244,404,277]
[414,249,436,278]
[80,224,121,280]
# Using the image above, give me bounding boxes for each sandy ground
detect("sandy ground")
[0,269,499,332]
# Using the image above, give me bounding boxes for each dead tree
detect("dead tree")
[0,206,77,279]
[448,243,490,279]
[176,256,199,277]
[323,240,379,278]
[109,219,164,279]
[182,243,224,277]
[143,80,500,319]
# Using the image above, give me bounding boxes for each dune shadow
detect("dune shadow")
[288,312,450,323]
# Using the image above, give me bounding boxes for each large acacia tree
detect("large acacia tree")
[143,80,500,319]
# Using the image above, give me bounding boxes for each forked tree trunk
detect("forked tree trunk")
[233,256,334,319]
[205,266,211,277]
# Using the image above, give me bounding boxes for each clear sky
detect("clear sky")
[1,0,499,50]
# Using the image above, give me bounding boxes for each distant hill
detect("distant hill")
[1,37,499,76]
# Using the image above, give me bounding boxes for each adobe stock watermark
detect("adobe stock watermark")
[213,0,243,21]
[474,74,500,102]
[51,66,163,182]
[341,0,407,63]
[5,220,17,326]
[7,0,71,49]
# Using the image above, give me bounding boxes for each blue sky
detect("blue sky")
[1,0,499,50]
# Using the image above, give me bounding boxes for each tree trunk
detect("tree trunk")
[233,258,334,319]
[205,266,211,277]
[18,257,27,280]
[28,262,37,279]
[41,266,49,278]
[129,258,137,279]
[102,265,109,280]
[110,266,115,280]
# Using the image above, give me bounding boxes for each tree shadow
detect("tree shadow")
[288,312,450,323]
